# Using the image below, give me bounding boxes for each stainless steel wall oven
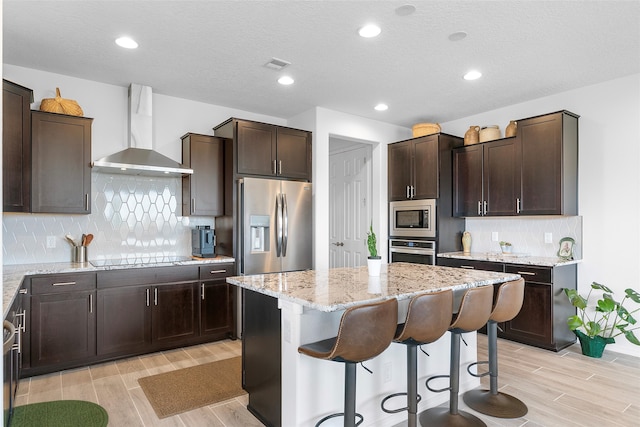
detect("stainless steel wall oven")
[389,239,436,265]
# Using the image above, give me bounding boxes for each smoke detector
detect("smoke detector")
[264,57,291,70]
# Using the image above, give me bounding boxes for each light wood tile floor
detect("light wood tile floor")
[16,337,639,426]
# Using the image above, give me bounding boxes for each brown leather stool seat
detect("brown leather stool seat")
[463,278,528,418]
[380,290,453,427]
[420,285,494,427]
[298,298,398,427]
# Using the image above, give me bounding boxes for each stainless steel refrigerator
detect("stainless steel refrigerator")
[238,177,313,275]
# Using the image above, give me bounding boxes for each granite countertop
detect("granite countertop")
[226,262,520,312]
[3,255,235,318]
[438,252,582,267]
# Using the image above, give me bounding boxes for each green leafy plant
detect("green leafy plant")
[366,224,378,258]
[499,241,512,247]
[564,282,640,345]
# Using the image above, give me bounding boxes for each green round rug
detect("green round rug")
[11,400,108,427]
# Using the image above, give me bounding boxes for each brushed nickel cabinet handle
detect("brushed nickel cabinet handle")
[517,198,522,214]
[89,294,93,314]
[85,193,89,211]
[52,281,76,286]
[273,160,277,174]
[201,283,205,300]
[19,289,27,294]
[478,201,482,216]
[191,198,196,213]
[460,265,475,269]
[278,160,282,175]
[146,288,150,307]
[154,288,158,306]
[517,271,537,276]
[483,201,488,216]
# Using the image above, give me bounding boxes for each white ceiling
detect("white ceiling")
[4,1,639,128]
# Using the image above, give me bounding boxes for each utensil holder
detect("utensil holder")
[72,246,87,263]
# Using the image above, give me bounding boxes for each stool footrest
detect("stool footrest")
[426,374,451,393]
[315,412,364,427]
[380,392,422,414]
[467,360,490,378]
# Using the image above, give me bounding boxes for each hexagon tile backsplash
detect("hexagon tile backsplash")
[2,174,214,265]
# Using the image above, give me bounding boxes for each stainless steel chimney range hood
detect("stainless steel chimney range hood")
[91,84,193,177]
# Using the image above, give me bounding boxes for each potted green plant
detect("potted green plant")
[564,282,640,358]
[499,241,512,254]
[366,224,381,276]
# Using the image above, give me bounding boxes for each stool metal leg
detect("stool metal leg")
[419,331,487,427]
[463,322,528,418]
[407,344,418,427]
[345,362,356,427]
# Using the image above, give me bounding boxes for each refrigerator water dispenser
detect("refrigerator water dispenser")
[250,215,270,252]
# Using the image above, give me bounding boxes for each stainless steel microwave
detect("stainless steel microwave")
[389,199,436,238]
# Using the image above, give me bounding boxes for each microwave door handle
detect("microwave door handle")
[276,193,283,257]
[282,193,288,257]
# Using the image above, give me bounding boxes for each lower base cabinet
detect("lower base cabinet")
[23,263,235,376]
[437,257,576,351]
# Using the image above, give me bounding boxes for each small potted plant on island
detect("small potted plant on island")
[366,224,381,276]
[499,241,513,254]
[564,282,640,358]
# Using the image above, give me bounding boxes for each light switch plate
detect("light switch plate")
[46,236,56,248]
[491,232,499,242]
[544,232,553,244]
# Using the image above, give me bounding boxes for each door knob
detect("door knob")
[332,242,344,246]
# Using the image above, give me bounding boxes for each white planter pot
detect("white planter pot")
[367,257,381,277]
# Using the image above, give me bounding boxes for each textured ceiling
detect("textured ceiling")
[4,1,639,128]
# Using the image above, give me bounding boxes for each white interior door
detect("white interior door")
[329,143,372,268]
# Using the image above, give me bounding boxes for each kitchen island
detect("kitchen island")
[227,262,520,427]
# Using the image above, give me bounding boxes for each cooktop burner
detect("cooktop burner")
[90,255,193,267]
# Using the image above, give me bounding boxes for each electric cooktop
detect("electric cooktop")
[89,255,193,267]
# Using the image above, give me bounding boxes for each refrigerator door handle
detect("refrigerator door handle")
[282,193,288,256]
[276,193,283,257]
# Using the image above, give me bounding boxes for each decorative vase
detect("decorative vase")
[505,120,517,137]
[367,257,381,277]
[464,126,480,146]
[479,125,501,142]
[462,231,471,254]
[574,330,615,358]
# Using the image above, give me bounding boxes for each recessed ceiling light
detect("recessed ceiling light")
[115,36,138,49]
[278,76,294,85]
[448,31,468,42]
[359,24,381,38]
[463,70,482,81]
[374,103,388,111]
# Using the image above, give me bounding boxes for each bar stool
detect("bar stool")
[380,290,453,427]
[463,278,528,418]
[298,298,398,427]
[420,285,494,427]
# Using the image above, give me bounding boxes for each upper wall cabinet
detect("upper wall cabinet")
[181,133,226,216]
[214,118,312,181]
[3,79,33,212]
[453,110,578,217]
[516,111,579,216]
[31,111,93,214]
[388,135,439,201]
[453,137,518,217]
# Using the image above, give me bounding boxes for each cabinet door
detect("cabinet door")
[276,127,311,180]
[201,281,233,338]
[388,141,413,201]
[97,286,151,356]
[483,138,517,216]
[452,144,483,217]
[31,111,92,213]
[502,282,553,347]
[182,134,225,216]
[3,80,32,212]
[237,121,276,176]
[152,282,199,346]
[30,291,96,367]
[517,113,563,215]
[413,135,439,199]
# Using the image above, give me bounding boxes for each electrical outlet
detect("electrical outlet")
[46,236,56,248]
[491,232,499,242]
[383,361,392,383]
[544,232,553,244]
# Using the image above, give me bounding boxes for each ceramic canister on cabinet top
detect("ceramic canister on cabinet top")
[464,126,480,145]
[479,125,501,142]
[505,120,517,137]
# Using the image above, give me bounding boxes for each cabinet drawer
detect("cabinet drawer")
[437,258,504,272]
[505,265,551,284]
[199,263,235,280]
[31,273,96,294]
[97,266,199,288]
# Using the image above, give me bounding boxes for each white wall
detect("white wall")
[441,73,640,356]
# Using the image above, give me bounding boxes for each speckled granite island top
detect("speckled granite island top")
[226,262,520,312]
[438,251,582,267]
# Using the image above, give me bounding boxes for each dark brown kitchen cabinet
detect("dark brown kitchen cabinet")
[181,133,225,216]
[4,283,28,426]
[437,257,504,272]
[3,79,33,212]
[152,281,199,345]
[199,263,235,339]
[515,110,579,215]
[214,118,312,181]
[28,273,97,371]
[31,111,93,214]
[453,137,517,217]
[388,135,439,201]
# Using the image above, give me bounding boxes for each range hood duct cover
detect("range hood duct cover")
[91,84,193,176]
